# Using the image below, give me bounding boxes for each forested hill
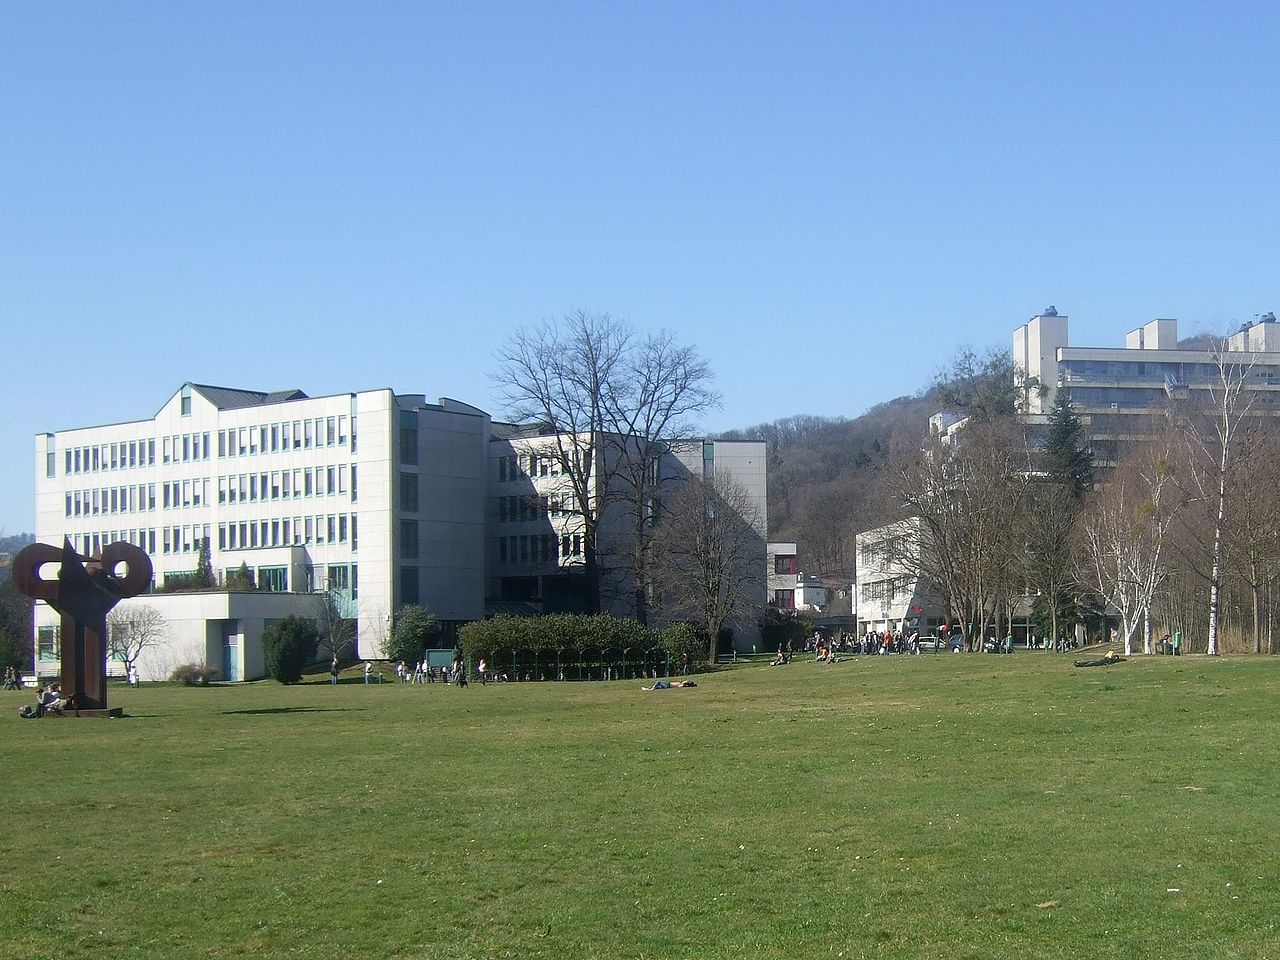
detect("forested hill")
[715,392,940,579]
[714,346,1023,581]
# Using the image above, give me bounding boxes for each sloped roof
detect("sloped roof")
[191,384,309,410]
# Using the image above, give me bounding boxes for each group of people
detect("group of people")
[17,683,69,718]
[2,666,21,690]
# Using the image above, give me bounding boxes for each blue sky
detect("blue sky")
[3,1,1279,533]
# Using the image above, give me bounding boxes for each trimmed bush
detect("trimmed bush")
[459,614,656,661]
[170,663,219,686]
[262,616,319,684]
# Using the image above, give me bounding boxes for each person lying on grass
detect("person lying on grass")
[641,680,697,690]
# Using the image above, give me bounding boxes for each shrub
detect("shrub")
[385,605,439,663]
[459,614,656,661]
[262,616,320,684]
[660,622,708,663]
[170,663,219,686]
[758,608,813,651]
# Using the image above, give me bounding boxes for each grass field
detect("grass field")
[2,654,1277,959]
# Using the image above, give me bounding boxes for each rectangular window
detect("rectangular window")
[259,567,287,592]
[304,470,313,496]
[38,626,58,661]
[400,566,419,604]
[337,415,347,445]
[271,472,281,499]
[499,538,508,563]
[338,514,348,543]
[327,466,336,495]
[351,515,358,550]
[162,437,171,463]
[400,519,419,559]
[498,497,507,522]
[304,419,313,448]
[350,465,357,501]
[400,427,418,464]
[270,424,279,452]
[327,417,336,446]
[400,473,418,512]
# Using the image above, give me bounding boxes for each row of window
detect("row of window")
[55,415,357,480]
[65,484,158,518]
[860,579,905,603]
[65,439,158,476]
[218,514,358,552]
[217,416,352,458]
[496,494,578,523]
[497,452,567,482]
[497,533,583,564]
[68,529,157,558]
[218,466,355,504]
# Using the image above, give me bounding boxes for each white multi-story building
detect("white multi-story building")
[1014,308,1280,464]
[32,385,771,674]
[853,517,944,636]
[33,383,489,679]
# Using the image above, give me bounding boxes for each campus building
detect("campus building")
[853,517,944,636]
[486,430,768,646]
[32,384,769,676]
[33,383,489,680]
[1013,308,1280,464]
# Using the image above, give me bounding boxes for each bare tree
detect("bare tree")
[650,472,766,664]
[1170,341,1261,655]
[1221,426,1280,653]
[1022,482,1080,650]
[493,310,717,615]
[107,604,168,678]
[314,589,357,664]
[889,420,1033,648]
[604,329,719,624]
[1077,441,1180,655]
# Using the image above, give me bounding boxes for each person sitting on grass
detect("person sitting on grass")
[36,685,66,717]
[642,680,697,690]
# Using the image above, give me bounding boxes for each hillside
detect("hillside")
[716,392,938,579]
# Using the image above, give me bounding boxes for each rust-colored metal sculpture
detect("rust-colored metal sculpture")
[13,539,152,717]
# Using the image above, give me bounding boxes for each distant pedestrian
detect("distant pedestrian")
[363,661,373,684]
[478,659,488,685]
[330,657,340,685]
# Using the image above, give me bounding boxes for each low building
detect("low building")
[853,518,944,636]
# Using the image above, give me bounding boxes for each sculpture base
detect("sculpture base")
[48,707,123,719]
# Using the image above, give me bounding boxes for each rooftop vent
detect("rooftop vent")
[1261,312,1277,323]
[1043,305,1058,317]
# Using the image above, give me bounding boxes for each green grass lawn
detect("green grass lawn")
[2,654,1277,959]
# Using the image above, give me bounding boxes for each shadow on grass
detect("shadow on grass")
[222,706,367,716]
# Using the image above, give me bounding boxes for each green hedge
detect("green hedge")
[459,614,697,663]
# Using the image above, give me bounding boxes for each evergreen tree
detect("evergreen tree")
[193,538,215,589]
[1043,386,1094,497]
[262,616,319,684]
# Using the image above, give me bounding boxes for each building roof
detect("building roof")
[490,420,551,441]
[191,384,309,410]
